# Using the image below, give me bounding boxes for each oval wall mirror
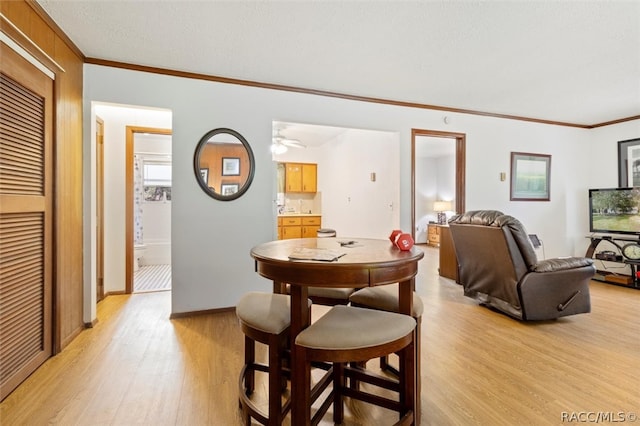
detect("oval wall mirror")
[193,128,255,201]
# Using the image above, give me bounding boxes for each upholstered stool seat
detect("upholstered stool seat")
[349,285,424,422]
[236,292,311,425]
[285,284,355,306]
[295,305,417,424]
[238,291,293,334]
[349,286,424,318]
[307,286,355,305]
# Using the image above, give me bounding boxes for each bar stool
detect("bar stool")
[295,305,417,425]
[309,228,352,305]
[236,292,311,425]
[317,228,336,238]
[349,285,424,424]
[349,285,424,374]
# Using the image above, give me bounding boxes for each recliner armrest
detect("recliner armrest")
[532,257,594,273]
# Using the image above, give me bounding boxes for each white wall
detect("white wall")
[83,63,640,318]
[436,154,456,203]
[317,129,400,239]
[273,127,400,238]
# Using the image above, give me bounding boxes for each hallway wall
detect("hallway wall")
[84,64,640,317]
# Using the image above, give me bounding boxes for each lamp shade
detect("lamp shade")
[433,201,452,212]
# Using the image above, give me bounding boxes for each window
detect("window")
[143,161,172,201]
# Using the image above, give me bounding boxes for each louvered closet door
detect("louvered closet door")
[0,43,53,401]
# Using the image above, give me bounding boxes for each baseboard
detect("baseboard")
[84,318,99,328]
[170,306,235,319]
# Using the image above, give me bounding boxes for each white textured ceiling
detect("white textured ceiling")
[36,0,640,126]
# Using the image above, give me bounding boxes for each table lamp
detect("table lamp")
[433,201,452,225]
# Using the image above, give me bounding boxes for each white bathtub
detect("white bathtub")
[140,239,171,265]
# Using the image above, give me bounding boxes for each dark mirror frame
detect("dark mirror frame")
[193,128,255,201]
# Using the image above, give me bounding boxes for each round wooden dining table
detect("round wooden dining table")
[250,237,424,425]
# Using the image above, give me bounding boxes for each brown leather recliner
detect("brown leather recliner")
[448,210,595,320]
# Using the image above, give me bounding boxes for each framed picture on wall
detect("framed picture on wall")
[199,168,208,184]
[221,183,239,196]
[222,157,240,176]
[510,152,551,201]
[617,138,640,187]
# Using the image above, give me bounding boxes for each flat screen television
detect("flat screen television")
[589,187,640,235]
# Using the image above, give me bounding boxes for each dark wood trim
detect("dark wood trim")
[590,115,640,129]
[411,129,466,241]
[169,306,235,319]
[85,57,606,129]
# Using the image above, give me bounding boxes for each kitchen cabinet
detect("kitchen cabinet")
[278,215,321,239]
[285,163,317,193]
[301,216,321,238]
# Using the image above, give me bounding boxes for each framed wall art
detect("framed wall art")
[222,157,240,176]
[199,168,209,184]
[617,138,640,187]
[510,152,551,201]
[221,183,239,196]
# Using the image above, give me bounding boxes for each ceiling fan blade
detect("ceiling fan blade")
[281,139,306,148]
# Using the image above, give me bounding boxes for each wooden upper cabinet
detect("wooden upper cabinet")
[285,163,302,192]
[285,163,317,193]
[301,163,317,192]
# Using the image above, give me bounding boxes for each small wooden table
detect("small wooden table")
[251,237,424,425]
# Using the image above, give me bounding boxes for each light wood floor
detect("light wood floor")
[1,245,639,425]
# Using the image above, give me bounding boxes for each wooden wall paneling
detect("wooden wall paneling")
[52,34,84,350]
[199,143,249,194]
[0,1,31,32]
[2,1,85,353]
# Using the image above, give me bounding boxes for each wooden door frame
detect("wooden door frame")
[125,126,172,294]
[411,129,466,241]
[96,117,104,302]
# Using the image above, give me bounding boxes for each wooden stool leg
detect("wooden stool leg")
[380,355,390,371]
[415,319,421,425]
[333,363,345,423]
[399,333,416,422]
[244,335,255,395]
[348,361,365,390]
[268,333,283,425]
[293,346,312,426]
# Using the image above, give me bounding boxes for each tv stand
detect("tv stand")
[586,235,640,289]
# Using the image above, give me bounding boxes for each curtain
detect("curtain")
[133,154,144,245]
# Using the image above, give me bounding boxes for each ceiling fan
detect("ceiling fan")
[271,128,306,154]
